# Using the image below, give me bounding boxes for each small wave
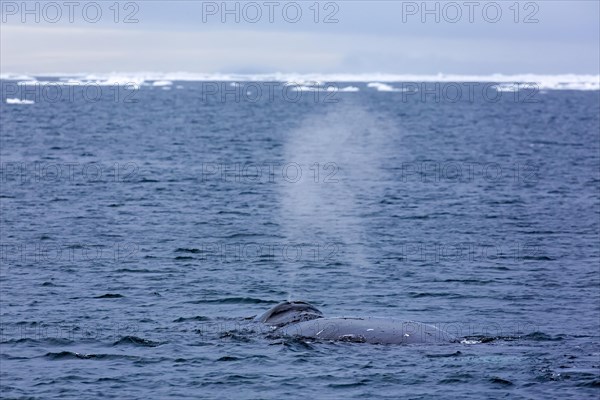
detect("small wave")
[328,379,371,388]
[578,379,600,388]
[112,336,161,347]
[44,351,100,360]
[217,232,271,239]
[216,210,252,216]
[113,268,154,273]
[426,351,463,358]
[44,351,139,361]
[1,337,73,345]
[408,292,464,298]
[438,373,475,384]
[217,355,240,361]
[489,376,514,385]
[218,330,253,343]
[460,332,560,343]
[442,279,493,284]
[522,332,564,341]
[190,297,274,304]
[460,335,504,344]
[394,214,430,219]
[175,248,201,253]
[173,316,211,323]
[0,353,30,360]
[267,336,316,349]
[94,293,124,299]
[522,255,554,261]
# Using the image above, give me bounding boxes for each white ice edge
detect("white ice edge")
[6,98,34,104]
[2,72,598,90]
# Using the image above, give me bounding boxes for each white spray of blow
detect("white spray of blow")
[277,103,395,301]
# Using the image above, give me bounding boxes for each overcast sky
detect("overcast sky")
[1,1,599,75]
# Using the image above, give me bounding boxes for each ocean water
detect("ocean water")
[1,80,599,399]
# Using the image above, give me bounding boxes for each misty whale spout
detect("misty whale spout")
[256,301,457,344]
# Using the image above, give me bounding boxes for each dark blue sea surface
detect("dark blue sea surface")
[1,81,599,399]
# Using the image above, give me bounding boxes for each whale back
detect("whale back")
[278,317,458,344]
[255,301,323,327]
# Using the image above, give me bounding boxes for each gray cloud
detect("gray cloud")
[1,1,598,74]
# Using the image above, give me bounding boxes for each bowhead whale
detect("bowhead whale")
[255,301,457,344]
